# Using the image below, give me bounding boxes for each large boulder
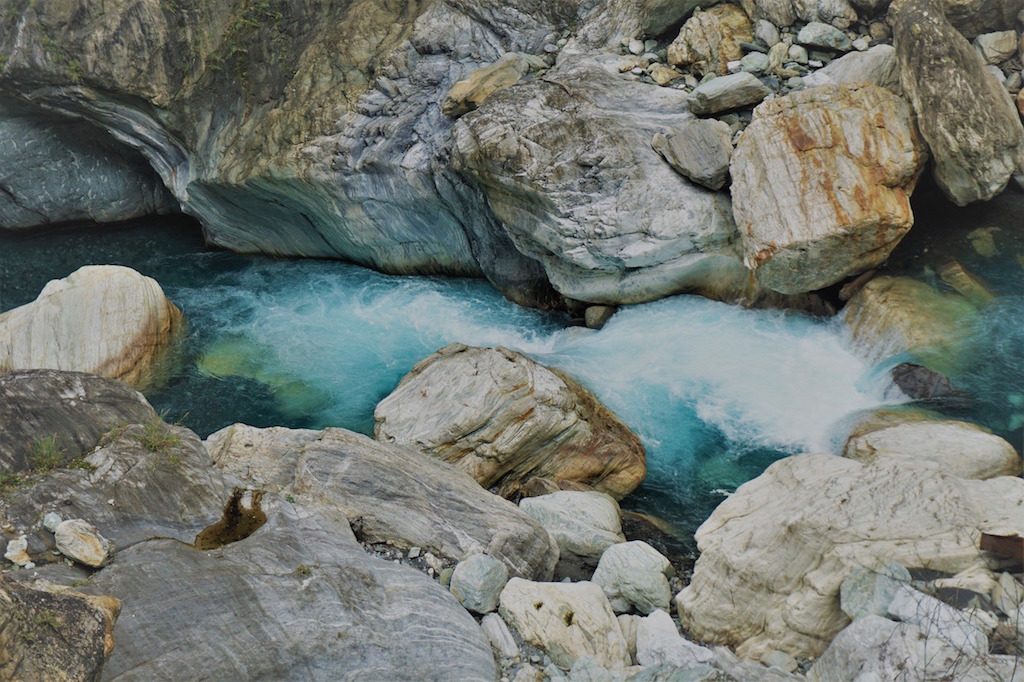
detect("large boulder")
[442,53,545,119]
[0,575,120,681]
[0,0,577,305]
[731,84,927,294]
[0,265,182,387]
[206,422,559,580]
[452,57,741,305]
[890,0,1024,205]
[519,491,626,565]
[0,370,156,472]
[81,502,499,680]
[845,419,1022,479]
[0,98,175,229]
[677,454,1024,659]
[667,5,753,77]
[373,344,646,500]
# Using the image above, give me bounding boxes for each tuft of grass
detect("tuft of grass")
[28,435,64,473]
[137,418,182,454]
[295,564,312,578]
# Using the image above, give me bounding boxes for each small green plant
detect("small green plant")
[28,435,64,472]
[137,418,182,454]
[295,564,312,578]
[33,609,61,630]
[0,471,22,491]
[66,457,96,472]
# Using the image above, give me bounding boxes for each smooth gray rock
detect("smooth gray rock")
[652,119,733,190]
[0,98,175,229]
[453,57,741,305]
[754,20,781,48]
[688,73,771,115]
[84,502,498,681]
[592,541,673,614]
[0,370,156,473]
[740,51,770,74]
[802,45,898,90]
[568,657,616,682]
[839,564,911,620]
[891,0,1024,205]
[796,22,851,51]
[207,423,559,580]
[519,491,625,563]
[451,554,510,614]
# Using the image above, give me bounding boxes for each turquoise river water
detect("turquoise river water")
[2,183,1021,551]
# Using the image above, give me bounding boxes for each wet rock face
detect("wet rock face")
[0,370,156,472]
[890,0,1024,206]
[0,575,120,682]
[731,83,927,295]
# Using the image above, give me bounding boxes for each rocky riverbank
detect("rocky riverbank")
[3,0,1024,679]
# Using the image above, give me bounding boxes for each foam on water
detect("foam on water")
[166,258,898,470]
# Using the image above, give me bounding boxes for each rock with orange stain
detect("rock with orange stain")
[668,5,753,77]
[0,265,181,388]
[731,84,927,294]
[0,574,120,681]
[374,343,646,500]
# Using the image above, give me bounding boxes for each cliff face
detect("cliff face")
[0,0,579,303]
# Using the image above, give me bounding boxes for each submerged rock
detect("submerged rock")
[374,344,646,500]
[842,276,977,373]
[453,58,740,305]
[890,0,1024,205]
[0,266,182,387]
[0,575,120,682]
[207,422,559,580]
[677,453,1024,659]
[732,84,926,294]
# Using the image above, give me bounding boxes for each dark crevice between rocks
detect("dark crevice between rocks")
[194,488,266,550]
